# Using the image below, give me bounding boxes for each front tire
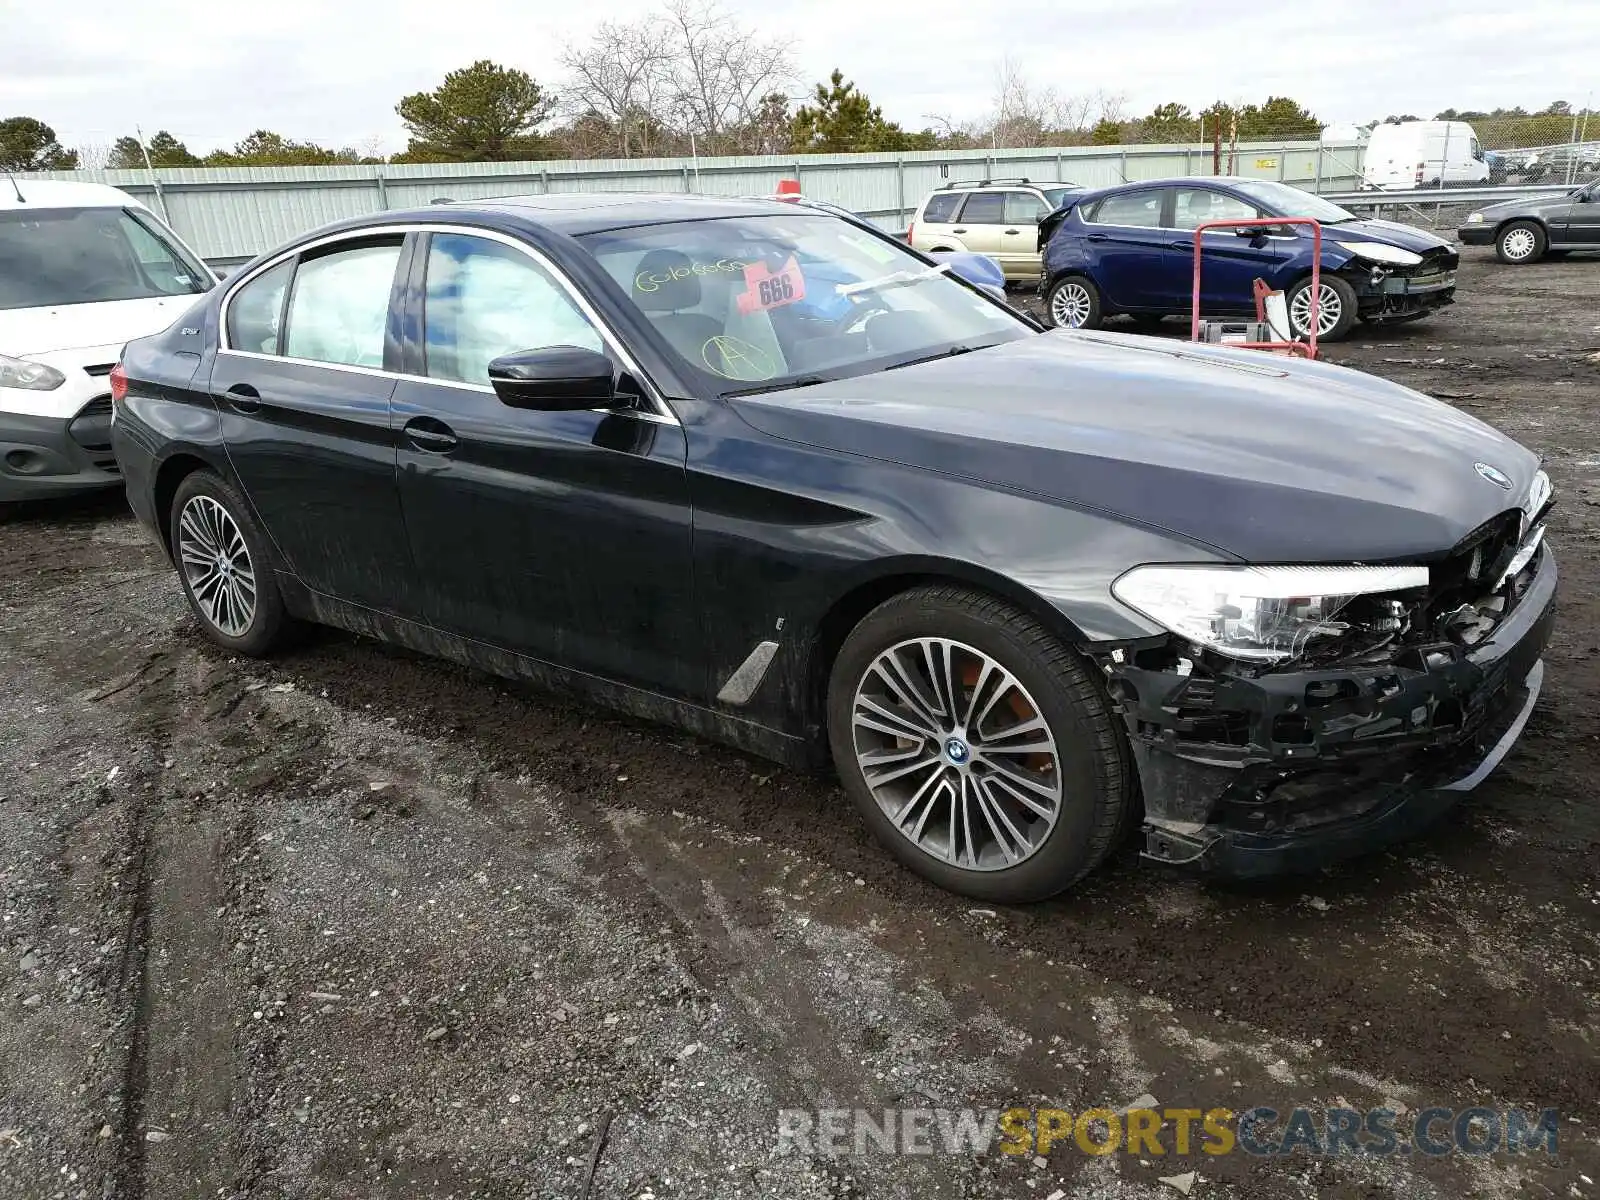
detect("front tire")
[827,586,1134,902]
[1045,275,1103,330]
[169,470,290,657]
[1286,274,1359,342]
[1496,220,1546,265]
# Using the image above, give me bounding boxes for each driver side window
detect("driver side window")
[422,234,602,386]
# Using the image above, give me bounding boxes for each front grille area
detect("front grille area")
[83,363,115,378]
[76,396,113,419]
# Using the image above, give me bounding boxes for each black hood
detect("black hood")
[732,331,1539,563]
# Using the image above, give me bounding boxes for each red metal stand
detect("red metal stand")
[1190,217,1323,359]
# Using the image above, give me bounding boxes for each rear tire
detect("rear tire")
[1045,275,1102,330]
[1286,274,1359,342]
[826,585,1134,902]
[168,470,290,657]
[1495,220,1546,265]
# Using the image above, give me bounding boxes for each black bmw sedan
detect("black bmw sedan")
[109,193,1556,902]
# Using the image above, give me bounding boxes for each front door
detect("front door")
[211,235,416,610]
[1165,186,1289,315]
[1556,185,1600,244]
[392,230,700,698]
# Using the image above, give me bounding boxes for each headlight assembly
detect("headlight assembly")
[1112,564,1429,663]
[1335,241,1425,267]
[1466,212,1485,224]
[0,352,66,391]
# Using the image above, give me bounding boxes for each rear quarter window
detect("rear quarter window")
[920,193,962,223]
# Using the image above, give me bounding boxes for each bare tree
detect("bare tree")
[659,0,795,153]
[74,141,112,170]
[559,18,678,158]
[974,57,1119,148]
[560,1,794,157]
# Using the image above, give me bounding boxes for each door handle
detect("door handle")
[1004,228,1021,235]
[1085,233,1108,242]
[403,416,458,454]
[1170,240,1195,250]
[223,383,261,413]
[952,228,967,234]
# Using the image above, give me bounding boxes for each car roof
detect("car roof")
[381,191,801,236]
[1066,176,1282,202]
[0,178,149,212]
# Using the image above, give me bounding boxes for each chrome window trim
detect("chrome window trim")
[216,222,679,426]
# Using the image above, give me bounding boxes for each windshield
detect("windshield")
[0,207,211,311]
[578,214,1028,395]
[1231,181,1357,224]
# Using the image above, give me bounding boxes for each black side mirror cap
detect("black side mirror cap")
[487,346,618,411]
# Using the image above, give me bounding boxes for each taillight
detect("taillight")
[907,220,915,244]
[109,363,128,404]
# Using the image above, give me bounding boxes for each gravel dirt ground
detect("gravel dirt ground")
[2,249,1598,1200]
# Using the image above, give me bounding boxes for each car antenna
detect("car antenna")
[3,171,24,203]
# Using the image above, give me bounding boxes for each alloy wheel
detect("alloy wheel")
[177,495,257,638]
[1500,228,1537,262]
[1050,282,1093,328]
[850,637,1063,871]
[1289,282,1342,338]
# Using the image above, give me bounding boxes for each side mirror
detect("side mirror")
[487,346,618,411]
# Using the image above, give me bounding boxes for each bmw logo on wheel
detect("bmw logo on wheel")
[1474,462,1513,490]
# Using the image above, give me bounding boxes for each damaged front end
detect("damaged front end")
[1351,245,1460,323]
[1094,489,1556,876]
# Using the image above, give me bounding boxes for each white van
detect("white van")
[1362,121,1490,191]
[0,180,215,502]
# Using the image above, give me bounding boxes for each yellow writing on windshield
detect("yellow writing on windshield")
[634,259,749,293]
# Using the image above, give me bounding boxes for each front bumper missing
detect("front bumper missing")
[1100,544,1557,877]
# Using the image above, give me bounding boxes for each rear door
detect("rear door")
[1080,187,1172,309]
[212,234,417,610]
[391,229,701,697]
[952,191,1008,262]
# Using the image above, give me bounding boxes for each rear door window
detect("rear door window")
[283,240,404,369]
[920,193,962,223]
[958,193,1006,225]
[1089,190,1166,228]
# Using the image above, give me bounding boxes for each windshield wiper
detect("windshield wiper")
[720,374,831,398]
[884,342,998,371]
[835,263,950,298]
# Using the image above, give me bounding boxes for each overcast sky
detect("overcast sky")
[4,0,1597,155]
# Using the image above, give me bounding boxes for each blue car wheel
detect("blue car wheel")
[1046,276,1101,330]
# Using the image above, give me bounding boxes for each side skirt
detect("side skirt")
[277,574,820,770]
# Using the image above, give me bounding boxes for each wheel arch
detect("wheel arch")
[1493,214,1548,239]
[800,558,1091,738]
[152,448,230,558]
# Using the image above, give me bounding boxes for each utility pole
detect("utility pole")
[134,125,174,226]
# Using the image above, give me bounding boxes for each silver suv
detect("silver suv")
[908,179,1082,283]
